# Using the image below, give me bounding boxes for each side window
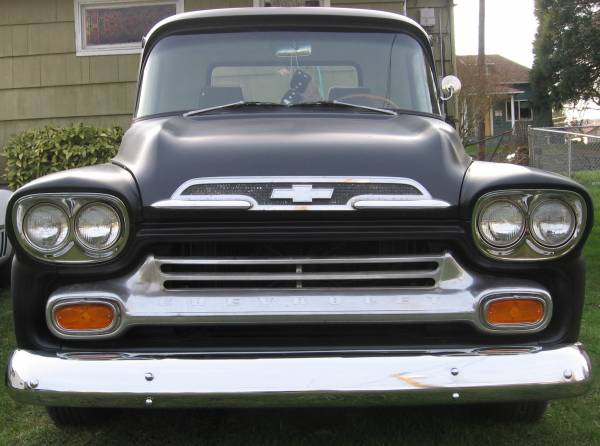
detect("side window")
[389,34,434,113]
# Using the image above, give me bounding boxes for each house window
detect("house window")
[74,0,183,56]
[519,100,533,120]
[254,0,330,6]
[505,99,534,122]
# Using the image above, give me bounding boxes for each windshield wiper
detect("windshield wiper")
[183,99,397,117]
[183,101,282,117]
[292,100,397,116]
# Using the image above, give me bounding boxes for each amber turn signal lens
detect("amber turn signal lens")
[54,303,115,331]
[485,298,545,326]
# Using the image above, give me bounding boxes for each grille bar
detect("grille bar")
[157,255,442,290]
[162,271,438,281]
[157,256,442,265]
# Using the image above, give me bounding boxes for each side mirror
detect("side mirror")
[440,75,462,101]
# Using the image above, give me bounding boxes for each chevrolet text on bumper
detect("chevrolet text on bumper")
[5,8,594,426]
[7,345,592,408]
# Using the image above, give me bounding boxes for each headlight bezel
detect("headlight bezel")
[473,189,587,261]
[13,193,129,263]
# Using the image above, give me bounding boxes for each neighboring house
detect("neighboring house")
[457,54,552,145]
[0,0,457,151]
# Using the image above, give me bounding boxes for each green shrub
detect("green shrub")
[3,124,124,190]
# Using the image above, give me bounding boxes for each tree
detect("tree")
[456,58,506,145]
[531,0,600,109]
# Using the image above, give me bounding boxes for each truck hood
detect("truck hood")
[114,112,471,217]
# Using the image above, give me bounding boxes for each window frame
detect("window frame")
[505,99,534,122]
[253,0,331,7]
[74,0,184,56]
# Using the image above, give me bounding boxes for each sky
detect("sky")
[454,0,537,68]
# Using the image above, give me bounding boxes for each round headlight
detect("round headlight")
[478,201,525,247]
[24,204,70,252]
[530,200,575,247]
[75,203,121,251]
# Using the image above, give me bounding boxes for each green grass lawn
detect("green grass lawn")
[1,177,599,445]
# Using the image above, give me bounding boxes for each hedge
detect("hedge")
[3,124,124,190]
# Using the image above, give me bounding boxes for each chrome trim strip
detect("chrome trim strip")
[52,345,542,359]
[352,199,450,209]
[6,344,592,408]
[152,199,254,210]
[172,176,432,196]
[151,176,450,211]
[45,253,553,339]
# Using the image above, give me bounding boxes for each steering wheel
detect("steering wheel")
[335,94,400,110]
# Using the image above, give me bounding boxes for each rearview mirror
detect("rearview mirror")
[440,75,462,101]
[276,44,312,58]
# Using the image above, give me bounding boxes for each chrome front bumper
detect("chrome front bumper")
[6,344,592,408]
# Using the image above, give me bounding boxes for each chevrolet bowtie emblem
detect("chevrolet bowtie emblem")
[270,185,334,203]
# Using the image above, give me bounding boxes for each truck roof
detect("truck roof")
[144,7,429,47]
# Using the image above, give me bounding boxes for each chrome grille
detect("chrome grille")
[47,252,553,339]
[158,256,442,290]
[151,176,451,210]
[180,182,422,205]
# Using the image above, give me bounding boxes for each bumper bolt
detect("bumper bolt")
[145,397,153,406]
[563,369,573,380]
[451,368,459,376]
[452,392,460,400]
[145,373,154,382]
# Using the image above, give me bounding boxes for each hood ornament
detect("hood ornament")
[270,185,334,203]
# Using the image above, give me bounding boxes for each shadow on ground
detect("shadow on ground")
[61,405,551,446]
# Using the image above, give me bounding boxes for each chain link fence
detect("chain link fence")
[528,127,600,177]
[553,125,600,137]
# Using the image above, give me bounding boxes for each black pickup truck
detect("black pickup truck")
[5,7,593,427]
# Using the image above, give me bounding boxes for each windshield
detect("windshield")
[136,31,439,118]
